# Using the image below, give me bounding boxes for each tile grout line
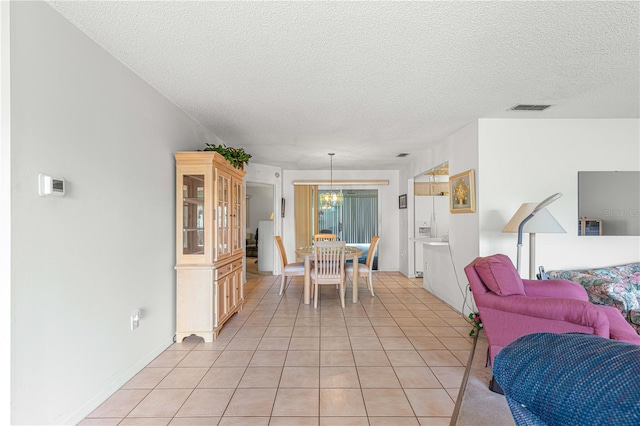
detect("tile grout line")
[92,272,463,424]
[141,273,277,423]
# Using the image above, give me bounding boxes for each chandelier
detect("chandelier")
[320,153,343,210]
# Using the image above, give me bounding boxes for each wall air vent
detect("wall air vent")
[396,153,410,157]
[510,104,552,111]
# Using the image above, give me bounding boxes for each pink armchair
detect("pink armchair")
[465,254,640,366]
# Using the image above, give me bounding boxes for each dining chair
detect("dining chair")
[274,236,305,296]
[314,233,337,242]
[345,235,380,297]
[311,241,346,308]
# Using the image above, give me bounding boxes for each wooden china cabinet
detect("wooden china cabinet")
[174,151,245,342]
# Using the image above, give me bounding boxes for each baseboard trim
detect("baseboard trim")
[61,335,175,425]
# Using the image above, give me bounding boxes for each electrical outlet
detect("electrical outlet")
[130,309,141,330]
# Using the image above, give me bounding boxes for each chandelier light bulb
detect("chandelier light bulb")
[321,153,342,209]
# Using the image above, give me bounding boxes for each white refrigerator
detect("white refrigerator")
[258,220,274,272]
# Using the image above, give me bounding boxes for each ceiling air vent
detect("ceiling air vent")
[396,153,410,157]
[510,104,552,111]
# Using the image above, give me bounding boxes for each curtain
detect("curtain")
[294,185,315,248]
[318,190,378,244]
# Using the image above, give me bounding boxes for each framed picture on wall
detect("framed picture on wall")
[399,194,407,209]
[449,169,476,213]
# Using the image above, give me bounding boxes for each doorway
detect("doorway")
[245,182,275,278]
[413,162,449,277]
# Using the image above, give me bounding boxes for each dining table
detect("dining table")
[295,245,364,305]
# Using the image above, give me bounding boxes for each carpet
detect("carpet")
[451,331,514,425]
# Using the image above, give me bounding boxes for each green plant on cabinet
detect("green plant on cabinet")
[203,143,252,170]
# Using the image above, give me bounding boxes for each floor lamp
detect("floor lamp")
[502,193,565,279]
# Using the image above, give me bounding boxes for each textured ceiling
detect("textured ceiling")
[48,1,639,170]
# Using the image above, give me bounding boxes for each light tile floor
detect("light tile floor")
[80,271,472,425]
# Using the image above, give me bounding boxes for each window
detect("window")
[317,189,378,244]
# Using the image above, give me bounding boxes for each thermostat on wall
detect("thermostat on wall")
[38,173,65,196]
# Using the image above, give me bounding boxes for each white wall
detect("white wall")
[10,3,220,424]
[404,139,453,277]
[399,176,412,277]
[438,122,479,313]
[478,118,640,271]
[406,122,479,314]
[281,169,400,272]
[1,2,12,424]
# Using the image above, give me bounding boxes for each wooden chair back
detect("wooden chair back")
[314,233,337,242]
[365,236,380,267]
[274,235,288,266]
[313,241,346,284]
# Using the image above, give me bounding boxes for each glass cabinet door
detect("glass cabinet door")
[182,174,205,255]
[231,179,243,254]
[216,170,231,259]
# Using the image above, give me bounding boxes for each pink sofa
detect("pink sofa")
[465,254,640,365]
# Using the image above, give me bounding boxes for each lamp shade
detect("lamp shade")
[502,203,566,234]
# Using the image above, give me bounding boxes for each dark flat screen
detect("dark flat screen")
[578,171,640,236]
